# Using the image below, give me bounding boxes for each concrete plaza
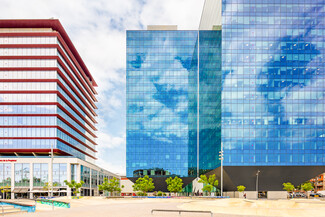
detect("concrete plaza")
[9,197,325,217]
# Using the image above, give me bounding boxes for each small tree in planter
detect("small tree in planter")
[282,182,295,199]
[198,174,219,196]
[132,175,155,196]
[64,180,84,199]
[237,185,246,198]
[166,176,183,196]
[301,182,314,198]
[43,182,58,197]
[98,177,124,197]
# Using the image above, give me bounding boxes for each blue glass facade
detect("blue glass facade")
[199,31,222,172]
[222,0,325,166]
[126,30,221,177]
[127,1,325,185]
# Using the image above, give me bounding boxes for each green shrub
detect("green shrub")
[157,191,163,196]
[137,192,147,196]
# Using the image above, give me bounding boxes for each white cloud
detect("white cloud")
[97,132,126,150]
[0,0,205,175]
[96,157,126,176]
[140,0,204,30]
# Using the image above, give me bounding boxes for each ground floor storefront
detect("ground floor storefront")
[0,157,118,199]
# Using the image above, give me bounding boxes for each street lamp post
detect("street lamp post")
[256,170,260,200]
[49,143,54,197]
[219,142,224,197]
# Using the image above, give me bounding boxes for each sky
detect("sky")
[0,0,205,175]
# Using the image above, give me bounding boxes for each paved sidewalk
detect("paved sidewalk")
[8,197,325,217]
[7,198,270,217]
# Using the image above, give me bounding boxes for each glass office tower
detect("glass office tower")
[0,20,117,199]
[126,29,222,182]
[0,20,98,163]
[217,0,325,190]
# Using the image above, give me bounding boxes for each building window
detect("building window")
[33,163,48,187]
[0,164,11,187]
[53,163,67,186]
[14,163,30,187]
[91,170,98,188]
[98,172,104,185]
[80,165,90,188]
[71,164,77,181]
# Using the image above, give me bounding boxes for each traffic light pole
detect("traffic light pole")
[219,142,224,197]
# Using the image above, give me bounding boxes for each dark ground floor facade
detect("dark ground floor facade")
[127,166,325,193]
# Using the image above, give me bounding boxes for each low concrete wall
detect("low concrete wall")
[267,191,287,199]
[245,191,258,199]
[225,191,288,199]
[224,191,239,198]
[226,191,257,199]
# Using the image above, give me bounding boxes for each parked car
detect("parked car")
[294,192,306,198]
[310,192,323,198]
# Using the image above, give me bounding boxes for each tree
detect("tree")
[98,177,124,196]
[282,182,295,192]
[282,182,295,198]
[132,175,155,195]
[301,182,314,199]
[198,174,219,196]
[237,185,246,192]
[237,185,246,198]
[43,182,58,197]
[64,180,84,197]
[0,185,11,199]
[165,176,183,195]
[301,182,314,192]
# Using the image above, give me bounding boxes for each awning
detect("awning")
[12,188,29,193]
[30,188,48,193]
[30,190,48,193]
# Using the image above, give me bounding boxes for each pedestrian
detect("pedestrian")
[244,193,247,199]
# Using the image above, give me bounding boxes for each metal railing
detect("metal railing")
[151,209,213,217]
[35,199,54,210]
[35,198,70,209]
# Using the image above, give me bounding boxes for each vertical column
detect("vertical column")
[11,162,14,199]
[89,169,92,197]
[48,159,52,197]
[96,171,99,196]
[29,163,33,199]
[76,164,81,196]
[67,164,71,197]
[196,30,200,178]
[76,165,81,182]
